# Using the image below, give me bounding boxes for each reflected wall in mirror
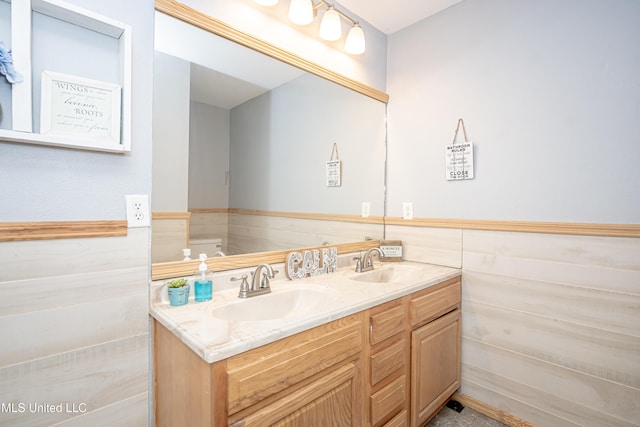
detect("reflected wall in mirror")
[151,0,388,276]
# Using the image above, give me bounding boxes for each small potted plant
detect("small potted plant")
[166,278,190,306]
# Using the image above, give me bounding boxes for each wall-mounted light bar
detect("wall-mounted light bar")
[253,0,366,55]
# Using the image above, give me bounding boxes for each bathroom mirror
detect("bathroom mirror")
[151,0,388,279]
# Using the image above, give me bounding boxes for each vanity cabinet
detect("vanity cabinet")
[365,277,461,427]
[154,313,364,427]
[153,274,461,427]
[226,313,363,426]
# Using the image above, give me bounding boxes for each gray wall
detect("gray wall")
[0,0,154,425]
[189,101,230,209]
[152,51,191,212]
[0,1,153,222]
[387,0,640,223]
[229,73,387,216]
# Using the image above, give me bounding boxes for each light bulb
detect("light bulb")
[288,0,314,25]
[319,7,342,41]
[254,0,278,5]
[345,23,365,54]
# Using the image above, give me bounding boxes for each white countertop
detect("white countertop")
[150,261,460,364]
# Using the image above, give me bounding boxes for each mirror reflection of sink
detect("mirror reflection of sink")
[350,265,423,284]
[211,284,339,322]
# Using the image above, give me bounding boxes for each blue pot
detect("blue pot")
[168,285,190,306]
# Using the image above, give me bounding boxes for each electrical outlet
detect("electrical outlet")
[402,202,413,220]
[361,202,371,218]
[126,195,150,228]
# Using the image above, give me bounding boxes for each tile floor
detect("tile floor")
[425,402,507,427]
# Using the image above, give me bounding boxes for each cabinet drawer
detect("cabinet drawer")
[370,339,405,386]
[226,314,362,414]
[384,410,407,427]
[370,305,405,345]
[370,375,406,426]
[232,362,358,427]
[409,277,460,327]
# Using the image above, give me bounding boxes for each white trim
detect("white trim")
[0,128,126,153]
[10,0,32,132]
[0,0,133,153]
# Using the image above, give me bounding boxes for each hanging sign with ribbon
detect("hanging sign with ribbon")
[326,143,342,187]
[445,118,474,181]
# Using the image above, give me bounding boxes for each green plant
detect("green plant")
[167,278,188,288]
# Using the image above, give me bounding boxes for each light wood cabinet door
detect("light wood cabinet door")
[410,309,461,427]
[231,362,360,427]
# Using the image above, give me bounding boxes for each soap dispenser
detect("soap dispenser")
[193,254,213,302]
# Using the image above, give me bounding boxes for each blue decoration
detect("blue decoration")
[0,41,23,84]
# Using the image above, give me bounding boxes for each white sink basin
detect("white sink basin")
[211,284,339,322]
[349,264,425,284]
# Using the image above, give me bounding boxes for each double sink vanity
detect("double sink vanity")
[151,3,461,426]
[151,256,462,427]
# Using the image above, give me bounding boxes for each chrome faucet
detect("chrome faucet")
[234,263,278,298]
[354,247,384,273]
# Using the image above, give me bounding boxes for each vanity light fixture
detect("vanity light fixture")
[252,0,366,54]
[344,23,365,54]
[288,0,314,25]
[319,6,341,41]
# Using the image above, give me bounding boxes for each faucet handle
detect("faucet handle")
[259,269,278,289]
[353,256,363,273]
[231,274,250,294]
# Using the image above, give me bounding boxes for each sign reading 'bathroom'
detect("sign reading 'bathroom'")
[445,141,474,180]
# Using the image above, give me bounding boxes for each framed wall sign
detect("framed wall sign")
[40,70,122,146]
[445,118,475,181]
[326,143,342,187]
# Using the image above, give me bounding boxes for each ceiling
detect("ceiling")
[337,0,464,34]
[185,0,466,108]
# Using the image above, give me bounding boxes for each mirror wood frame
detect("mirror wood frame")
[152,0,389,280]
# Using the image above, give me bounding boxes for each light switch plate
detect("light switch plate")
[361,202,371,218]
[402,202,413,220]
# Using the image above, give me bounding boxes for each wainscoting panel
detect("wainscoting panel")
[462,338,640,426]
[463,271,639,337]
[384,224,462,268]
[0,335,148,427]
[462,231,640,293]
[0,228,149,426]
[189,211,228,244]
[460,371,582,427]
[151,216,188,263]
[0,293,148,367]
[0,230,148,281]
[51,392,148,427]
[461,229,640,426]
[228,213,383,255]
